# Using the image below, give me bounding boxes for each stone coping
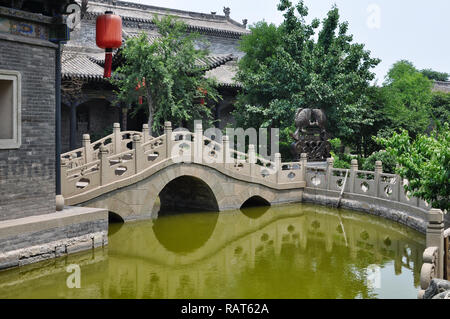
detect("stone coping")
[0,206,107,239]
[303,187,428,234]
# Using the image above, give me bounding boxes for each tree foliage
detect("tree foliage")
[376,123,450,211]
[233,0,380,150]
[381,60,433,138]
[420,68,449,82]
[112,15,220,134]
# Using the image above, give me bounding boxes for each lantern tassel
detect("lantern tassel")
[104,49,113,78]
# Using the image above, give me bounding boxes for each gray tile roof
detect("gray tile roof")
[82,0,250,38]
[62,51,105,80]
[205,60,240,88]
[62,49,237,82]
[433,81,450,93]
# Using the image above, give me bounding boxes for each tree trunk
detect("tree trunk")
[146,88,154,136]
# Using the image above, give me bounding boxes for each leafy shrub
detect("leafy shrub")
[362,151,397,173]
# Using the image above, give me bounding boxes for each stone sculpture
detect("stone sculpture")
[291,108,331,162]
[423,279,450,299]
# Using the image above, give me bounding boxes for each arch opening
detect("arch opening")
[240,196,271,219]
[109,211,124,224]
[108,211,125,235]
[157,176,219,216]
[241,196,271,209]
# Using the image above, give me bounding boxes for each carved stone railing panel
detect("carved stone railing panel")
[305,166,326,188]
[354,170,376,196]
[378,173,399,200]
[279,162,302,184]
[419,246,439,298]
[330,168,350,192]
[62,160,101,198]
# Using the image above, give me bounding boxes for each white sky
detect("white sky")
[131,0,450,83]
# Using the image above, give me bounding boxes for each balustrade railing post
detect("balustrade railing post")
[133,134,143,174]
[82,134,92,164]
[427,209,445,279]
[60,160,68,197]
[248,145,256,178]
[222,136,230,168]
[99,145,109,186]
[374,160,383,197]
[275,153,282,184]
[142,124,150,144]
[113,123,121,154]
[164,121,172,160]
[326,157,334,190]
[349,159,358,193]
[300,153,308,183]
[194,122,203,164]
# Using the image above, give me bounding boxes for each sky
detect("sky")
[131,0,450,83]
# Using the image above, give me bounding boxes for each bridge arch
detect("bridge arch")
[158,175,219,215]
[79,163,302,222]
[240,195,271,209]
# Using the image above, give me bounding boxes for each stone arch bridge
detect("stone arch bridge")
[61,122,306,221]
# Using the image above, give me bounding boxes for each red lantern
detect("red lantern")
[96,11,122,78]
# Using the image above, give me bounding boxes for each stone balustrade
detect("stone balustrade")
[60,121,446,232]
[60,122,306,202]
[418,209,450,298]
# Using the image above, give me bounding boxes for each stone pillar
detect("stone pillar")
[326,157,334,190]
[82,134,92,164]
[248,144,256,177]
[133,134,143,174]
[222,136,230,168]
[69,103,77,150]
[427,209,445,279]
[164,121,172,159]
[374,160,383,197]
[142,124,150,144]
[121,107,128,131]
[349,159,358,193]
[275,153,282,184]
[99,145,109,186]
[113,123,121,154]
[194,122,203,164]
[300,153,308,183]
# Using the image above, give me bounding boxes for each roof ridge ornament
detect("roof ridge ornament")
[223,7,230,18]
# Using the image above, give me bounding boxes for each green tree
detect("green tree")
[382,60,432,138]
[234,0,380,157]
[376,123,450,211]
[113,16,220,134]
[430,91,450,125]
[420,68,449,82]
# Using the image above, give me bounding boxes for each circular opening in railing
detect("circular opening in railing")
[384,185,393,197]
[122,153,133,161]
[115,166,128,176]
[311,176,321,186]
[361,182,369,193]
[288,172,296,179]
[76,178,90,189]
[405,191,412,201]
[261,169,270,178]
[148,152,159,162]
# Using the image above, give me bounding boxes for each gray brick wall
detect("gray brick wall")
[0,39,56,221]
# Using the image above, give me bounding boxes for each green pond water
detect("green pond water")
[0,203,425,299]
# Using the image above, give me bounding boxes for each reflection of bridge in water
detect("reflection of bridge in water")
[0,204,425,299]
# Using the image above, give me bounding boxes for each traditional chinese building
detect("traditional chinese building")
[0,1,108,270]
[61,0,249,152]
